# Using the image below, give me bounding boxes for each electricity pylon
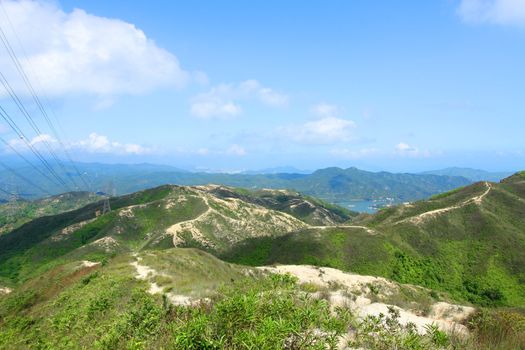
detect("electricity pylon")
[100,180,114,215]
[102,197,111,214]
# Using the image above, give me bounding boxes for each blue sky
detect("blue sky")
[0,0,524,172]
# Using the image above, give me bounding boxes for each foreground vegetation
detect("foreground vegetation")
[2,253,522,350]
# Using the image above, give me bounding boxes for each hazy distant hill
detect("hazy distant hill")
[240,166,312,174]
[284,167,471,202]
[0,163,471,204]
[422,167,513,182]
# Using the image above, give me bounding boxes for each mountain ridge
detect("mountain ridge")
[1,163,471,205]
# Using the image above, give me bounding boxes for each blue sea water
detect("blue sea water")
[335,199,396,214]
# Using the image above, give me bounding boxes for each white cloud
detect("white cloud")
[190,100,242,118]
[72,132,151,155]
[0,0,191,98]
[5,133,56,149]
[4,132,151,155]
[395,142,430,157]
[279,117,356,144]
[395,142,414,152]
[258,87,289,106]
[190,79,288,118]
[29,133,55,146]
[312,103,340,118]
[330,143,435,159]
[458,0,525,26]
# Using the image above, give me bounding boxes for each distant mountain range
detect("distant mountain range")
[1,162,472,204]
[421,167,513,182]
[240,166,312,175]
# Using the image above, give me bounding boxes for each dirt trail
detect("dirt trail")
[0,286,12,295]
[261,265,475,335]
[129,254,192,305]
[309,224,378,235]
[396,182,492,225]
[166,193,214,247]
[165,188,306,248]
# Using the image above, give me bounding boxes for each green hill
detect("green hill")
[223,173,525,307]
[0,184,351,285]
[0,192,101,235]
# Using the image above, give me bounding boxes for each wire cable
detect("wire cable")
[0,104,68,188]
[0,137,61,187]
[0,161,51,196]
[0,10,90,191]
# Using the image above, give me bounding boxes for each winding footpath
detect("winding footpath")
[396,181,492,225]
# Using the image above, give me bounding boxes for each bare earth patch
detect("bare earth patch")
[130,255,193,305]
[0,286,12,295]
[81,260,100,268]
[260,265,475,335]
[165,187,307,249]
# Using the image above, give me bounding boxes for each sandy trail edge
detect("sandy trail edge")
[130,254,192,305]
[260,265,475,335]
[395,182,492,225]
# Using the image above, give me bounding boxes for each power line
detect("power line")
[0,137,61,187]
[0,104,66,186]
[0,161,51,196]
[0,7,90,191]
[0,104,68,188]
[0,71,73,190]
[0,185,16,197]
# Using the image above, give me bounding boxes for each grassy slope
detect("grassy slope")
[0,184,348,286]
[0,185,178,285]
[209,185,357,225]
[223,175,525,307]
[0,192,101,235]
[0,248,261,349]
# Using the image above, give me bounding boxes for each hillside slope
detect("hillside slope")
[0,184,350,285]
[224,172,525,307]
[0,247,479,349]
[0,192,101,235]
